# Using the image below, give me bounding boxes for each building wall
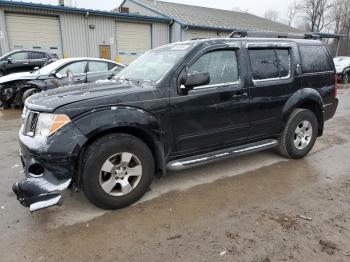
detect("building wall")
[0,5,170,60]
[184,29,228,40]
[171,22,182,42]
[152,22,169,47]
[122,0,165,18]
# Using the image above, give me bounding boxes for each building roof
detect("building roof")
[123,0,304,33]
[0,0,171,23]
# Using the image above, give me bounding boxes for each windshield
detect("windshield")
[115,43,195,82]
[33,59,68,75]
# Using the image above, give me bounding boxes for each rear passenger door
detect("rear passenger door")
[86,61,112,82]
[30,52,48,70]
[246,43,300,139]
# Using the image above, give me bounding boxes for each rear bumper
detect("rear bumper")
[324,98,339,121]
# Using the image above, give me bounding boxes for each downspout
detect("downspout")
[85,11,90,57]
[168,19,174,43]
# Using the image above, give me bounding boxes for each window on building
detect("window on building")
[249,48,291,80]
[189,50,239,86]
[299,45,332,73]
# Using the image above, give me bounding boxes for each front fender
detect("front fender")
[26,80,46,91]
[74,106,166,176]
[74,106,162,140]
[282,88,324,121]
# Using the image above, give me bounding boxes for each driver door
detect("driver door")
[56,61,88,86]
[170,47,250,155]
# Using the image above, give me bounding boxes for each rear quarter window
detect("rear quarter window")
[299,45,332,73]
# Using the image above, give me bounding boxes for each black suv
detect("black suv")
[0,50,58,76]
[13,33,338,212]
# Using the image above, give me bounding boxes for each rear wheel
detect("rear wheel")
[82,133,154,210]
[278,109,318,159]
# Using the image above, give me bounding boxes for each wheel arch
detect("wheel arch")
[282,88,324,136]
[73,108,166,186]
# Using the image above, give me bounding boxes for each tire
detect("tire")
[82,133,154,210]
[278,108,318,159]
[342,73,349,84]
[22,88,40,104]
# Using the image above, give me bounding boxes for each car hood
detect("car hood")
[0,72,39,84]
[25,81,153,113]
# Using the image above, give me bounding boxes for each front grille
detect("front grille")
[23,112,39,136]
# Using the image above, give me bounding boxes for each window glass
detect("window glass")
[31,52,46,60]
[249,49,279,80]
[276,49,290,78]
[9,52,29,61]
[189,50,239,86]
[88,61,108,73]
[299,45,332,73]
[58,61,87,76]
[112,65,123,74]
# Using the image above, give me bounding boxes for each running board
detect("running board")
[167,139,278,171]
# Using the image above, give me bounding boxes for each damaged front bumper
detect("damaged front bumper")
[12,177,71,212]
[12,120,87,212]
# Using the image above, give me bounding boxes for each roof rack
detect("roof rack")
[228,30,321,40]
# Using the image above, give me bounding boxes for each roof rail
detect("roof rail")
[228,30,321,40]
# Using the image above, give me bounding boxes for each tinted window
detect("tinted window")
[249,49,279,80]
[88,61,109,73]
[31,52,46,60]
[189,50,239,86]
[58,61,87,75]
[276,49,291,78]
[9,52,29,61]
[300,45,332,73]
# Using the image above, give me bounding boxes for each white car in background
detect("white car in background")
[334,56,350,83]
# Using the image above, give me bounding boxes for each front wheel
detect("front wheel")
[82,133,154,210]
[22,88,40,104]
[278,109,318,159]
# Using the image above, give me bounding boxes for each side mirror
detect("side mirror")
[180,72,210,93]
[55,72,62,79]
[7,57,13,64]
[34,66,39,71]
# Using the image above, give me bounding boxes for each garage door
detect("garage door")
[5,13,62,57]
[116,22,151,65]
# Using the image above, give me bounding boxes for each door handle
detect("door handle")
[23,62,29,65]
[232,92,248,98]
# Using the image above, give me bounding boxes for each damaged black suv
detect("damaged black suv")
[13,32,339,212]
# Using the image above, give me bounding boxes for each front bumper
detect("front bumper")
[12,121,87,212]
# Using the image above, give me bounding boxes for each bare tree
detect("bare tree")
[264,9,279,22]
[298,0,335,32]
[287,0,299,26]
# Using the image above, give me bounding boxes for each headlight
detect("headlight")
[35,113,71,137]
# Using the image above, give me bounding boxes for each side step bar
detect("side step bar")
[167,139,278,171]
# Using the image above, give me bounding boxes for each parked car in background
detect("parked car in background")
[334,56,350,83]
[12,34,338,212]
[0,58,125,108]
[0,50,58,77]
